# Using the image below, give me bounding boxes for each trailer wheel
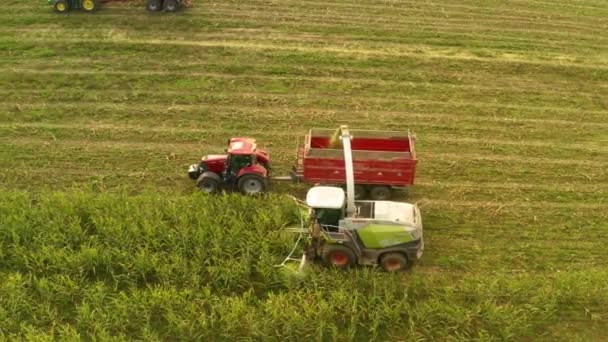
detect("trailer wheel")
[163,0,178,12]
[237,174,267,195]
[354,185,367,199]
[197,176,219,194]
[146,0,162,11]
[341,184,366,199]
[54,0,70,13]
[380,252,408,272]
[370,185,392,200]
[322,244,355,268]
[81,0,100,12]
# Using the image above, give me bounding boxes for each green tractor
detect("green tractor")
[283,126,424,272]
[50,0,185,13]
[50,0,101,13]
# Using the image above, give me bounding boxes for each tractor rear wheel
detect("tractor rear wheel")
[146,0,162,11]
[163,0,178,12]
[370,185,392,200]
[237,174,267,195]
[197,176,219,194]
[380,252,408,272]
[81,0,100,12]
[54,0,70,13]
[322,244,356,268]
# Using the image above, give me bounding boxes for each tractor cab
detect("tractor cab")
[225,138,270,175]
[223,139,259,182]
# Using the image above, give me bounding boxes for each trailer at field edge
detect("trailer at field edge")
[290,128,417,200]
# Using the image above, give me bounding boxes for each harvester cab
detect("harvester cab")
[300,125,424,271]
[188,138,270,195]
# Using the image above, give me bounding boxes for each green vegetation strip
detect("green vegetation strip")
[1,191,607,340]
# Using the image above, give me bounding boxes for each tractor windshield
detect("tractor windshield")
[228,154,252,173]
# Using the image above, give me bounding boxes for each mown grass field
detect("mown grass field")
[1,0,607,340]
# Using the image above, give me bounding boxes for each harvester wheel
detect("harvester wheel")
[163,0,178,12]
[54,0,70,13]
[370,185,392,200]
[197,176,219,194]
[237,174,267,195]
[81,0,100,12]
[380,252,408,272]
[322,244,355,268]
[146,0,162,11]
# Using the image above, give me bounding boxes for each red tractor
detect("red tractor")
[188,138,270,195]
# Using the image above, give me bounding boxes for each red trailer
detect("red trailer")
[291,128,417,200]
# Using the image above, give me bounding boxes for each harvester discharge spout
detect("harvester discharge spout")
[339,125,356,216]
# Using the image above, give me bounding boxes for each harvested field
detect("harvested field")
[0,0,607,339]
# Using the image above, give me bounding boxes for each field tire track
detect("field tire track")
[16,37,608,70]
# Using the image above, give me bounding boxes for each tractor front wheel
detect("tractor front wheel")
[146,0,162,11]
[237,174,267,195]
[322,245,356,268]
[197,176,219,194]
[81,0,100,12]
[370,185,392,200]
[163,0,178,12]
[54,0,70,13]
[380,252,408,272]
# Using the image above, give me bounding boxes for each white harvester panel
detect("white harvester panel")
[306,186,345,209]
[373,201,418,226]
